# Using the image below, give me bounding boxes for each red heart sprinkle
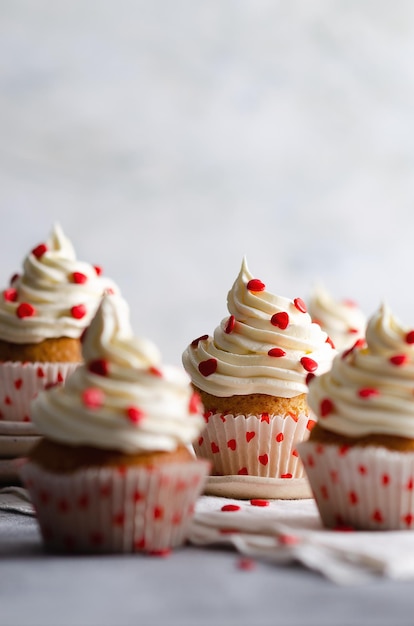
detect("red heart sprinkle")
[389,354,408,366]
[227,439,237,451]
[407,478,414,491]
[88,359,110,376]
[198,436,204,447]
[261,413,270,423]
[4,395,11,405]
[153,506,164,520]
[320,398,334,417]
[358,387,380,399]
[16,302,36,318]
[93,265,103,276]
[71,304,87,319]
[72,272,88,284]
[246,432,256,443]
[320,485,329,499]
[276,432,284,443]
[211,442,220,454]
[246,279,265,292]
[57,372,64,383]
[191,334,209,347]
[198,358,217,377]
[258,453,268,466]
[270,311,289,329]
[372,509,383,523]
[113,512,125,527]
[238,467,248,475]
[14,379,22,390]
[382,474,390,486]
[37,366,45,378]
[358,465,367,475]
[268,347,286,357]
[189,391,202,414]
[149,366,163,377]
[3,288,17,302]
[293,297,307,313]
[339,445,350,456]
[221,504,241,512]
[292,449,299,457]
[82,387,104,409]
[224,315,236,334]
[403,513,414,527]
[250,499,269,507]
[349,491,358,505]
[300,357,318,372]
[127,406,145,424]
[31,243,48,258]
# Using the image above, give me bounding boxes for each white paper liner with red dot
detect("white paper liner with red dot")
[195,411,313,478]
[20,458,210,553]
[0,362,79,423]
[299,441,414,530]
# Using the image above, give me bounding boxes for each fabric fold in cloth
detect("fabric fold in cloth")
[189,496,414,584]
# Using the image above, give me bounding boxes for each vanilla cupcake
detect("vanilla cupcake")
[0,223,119,424]
[21,294,209,554]
[308,283,366,353]
[182,258,336,483]
[299,303,414,530]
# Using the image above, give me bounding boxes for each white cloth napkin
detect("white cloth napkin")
[5,487,414,584]
[189,495,414,584]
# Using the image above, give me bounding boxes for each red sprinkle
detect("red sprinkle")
[9,273,19,284]
[276,432,284,442]
[268,348,286,358]
[82,387,104,409]
[3,288,17,302]
[389,354,408,366]
[306,373,316,385]
[88,359,109,376]
[224,315,236,334]
[93,265,103,276]
[31,243,48,258]
[250,499,269,507]
[358,387,380,399]
[326,336,336,349]
[270,312,289,329]
[320,398,334,417]
[238,467,248,475]
[198,358,218,377]
[16,302,36,318]
[221,504,241,512]
[189,391,202,414]
[191,334,209,348]
[278,533,300,546]
[406,331,414,344]
[293,297,307,313]
[127,406,145,424]
[71,304,87,319]
[149,366,163,377]
[246,279,265,292]
[348,328,359,335]
[72,272,88,284]
[300,357,318,372]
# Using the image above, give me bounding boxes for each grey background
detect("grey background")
[2,0,414,366]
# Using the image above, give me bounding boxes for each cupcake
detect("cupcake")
[0,223,119,424]
[299,303,414,530]
[182,258,336,484]
[307,283,366,353]
[21,294,209,554]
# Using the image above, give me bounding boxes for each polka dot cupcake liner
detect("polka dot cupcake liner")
[20,458,211,554]
[298,441,414,530]
[193,411,314,479]
[0,362,79,423]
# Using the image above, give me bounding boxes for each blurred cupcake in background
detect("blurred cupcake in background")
[21,294,209,554]
[299,303,414,530]
[307,283,366,353]
[182,258,336,491]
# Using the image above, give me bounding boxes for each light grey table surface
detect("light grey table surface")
[2,509,414,626]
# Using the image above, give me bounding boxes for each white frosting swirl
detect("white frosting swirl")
[182,258,336,398]
[31,294,205,453]
[0,223,119,343]
[308,303,414,438]
[308,283,366,352]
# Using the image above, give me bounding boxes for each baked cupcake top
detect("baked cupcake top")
[308,283,366,352]
[0,223,119,344]
[31,294,205,454]
[182,258,336,399]
[307,303,414,438]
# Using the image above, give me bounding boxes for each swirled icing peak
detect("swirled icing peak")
[0,223,119,343]
[31,294,205,453]
[308,283,366,352]
[182,258,336,398]
[307,302,414,438]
